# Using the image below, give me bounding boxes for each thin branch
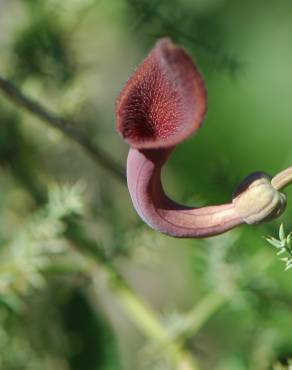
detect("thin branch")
[0,75,126,183]
[172,292,225,343]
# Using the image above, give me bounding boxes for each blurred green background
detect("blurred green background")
[0,0,292,369]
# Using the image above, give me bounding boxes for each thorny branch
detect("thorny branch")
[0,75,126,183]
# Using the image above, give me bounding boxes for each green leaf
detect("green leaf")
[265,236,285,249]
[279,224,286,241]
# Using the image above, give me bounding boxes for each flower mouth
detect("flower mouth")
[116,38,207,149]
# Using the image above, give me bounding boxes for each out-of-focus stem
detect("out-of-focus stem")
[108,272,200,370]
[0,75,126,183]
[173,292,226,341]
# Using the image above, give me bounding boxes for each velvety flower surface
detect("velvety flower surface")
[116,38,207,149]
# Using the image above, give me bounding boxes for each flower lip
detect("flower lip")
[116,38,207,149]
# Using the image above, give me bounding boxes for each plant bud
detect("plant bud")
[232,172,286,224]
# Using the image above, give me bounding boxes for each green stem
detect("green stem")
[175,292,226,341]
[109,273,200,370]
[148,292,225,359]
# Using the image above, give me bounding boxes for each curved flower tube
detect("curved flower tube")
[116,38,289,238]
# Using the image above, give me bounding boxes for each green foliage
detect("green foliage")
[265,224,292,271]
[0,1,292,370]
[0,183,84,297]
[124,0,242,74]
[0,183,121,370]
[12,9,76,84]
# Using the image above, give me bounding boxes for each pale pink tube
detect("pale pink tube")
[127,147,242,237]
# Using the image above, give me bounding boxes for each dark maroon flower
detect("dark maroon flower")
[116,38,288,238]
